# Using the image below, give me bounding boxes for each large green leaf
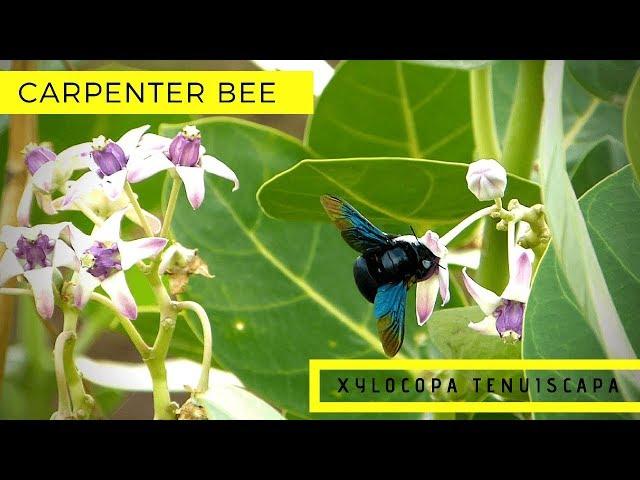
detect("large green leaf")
[256,158,540,234]
[425,306,526,402]
[537,61,638,396]
[306,61,474,162]
[524,165,640,419]
[570,137,628,197]
[623,70,640,184]
[567,61,640,106]
[407,60,495,70]
[159,117,431,418]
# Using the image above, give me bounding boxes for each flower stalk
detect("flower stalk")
[174,300,212,393]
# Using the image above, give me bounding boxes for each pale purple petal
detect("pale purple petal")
[31,161,55,192]
[74,269,101,309]
[461,268,501,316]
[116,125,150,158]
[200,155,239,191]
[35,192,57,215]
[126,150,174,183]
[17,177,34,226]
[415,275,439,326]
[101,169,127,201]
[67,224,95,257]
[419,230,447,258]
[140,133,172,153]
[438,259,450,306]
[0,251,24,285]
[176,166,205,209]
[101,271,137,319]
[62,171,101,207]
[468,315,499,336]
[92,208,127,243]
[119,237,167,270]
[23,267,55,319]
[53,239,78,270]
[502,246,534,303]
[124,207,162,235]
[57,142,93,171]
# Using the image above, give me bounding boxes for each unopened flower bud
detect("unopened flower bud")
[23,143,56,175]
[92,135,127,176]
[466,159,507,201]
[169,126,201,167]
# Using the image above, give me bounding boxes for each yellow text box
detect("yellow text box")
[0,71,314,114]
[309,359,640,413]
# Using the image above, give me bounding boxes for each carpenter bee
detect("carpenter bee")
[320,195,441,357]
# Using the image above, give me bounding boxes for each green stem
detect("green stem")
[124,182,154,237]
[89,292,151,358]
[61,307,94,419]
[473,61,545,292]
[501,61,545,177]
[161,176,182,240]
[53,332,72,419]
[174,301,212,393]
[470,66,502,159]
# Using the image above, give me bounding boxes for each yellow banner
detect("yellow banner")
[309,359,640,413]
[0,71,314,114]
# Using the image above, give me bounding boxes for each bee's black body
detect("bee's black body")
[320,194,441,357]
[353,237,438,303]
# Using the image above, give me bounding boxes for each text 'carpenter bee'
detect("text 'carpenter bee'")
[321,194,444,357]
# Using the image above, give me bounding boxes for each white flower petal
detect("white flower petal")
[119,237,167,270]
[468,315,499,336]
[502,246,534,303]
[116,124,150,157]
[415,275,439,326]
[0,225,29,247]
[176,166,205,209]
[101,169,127,201]
[92,208,127,242]
[126,150,174,183]
[461,268,501,316]
[53,239,78,270]
[200,155,239,192]
[23,267,55,319]
[31,161,55,192]
[140,133,172,153]
[57,142,92,171]
[37,222,72,240]
[438,260,450,306]
[17,177,34,226]
[124,207,162,235]
[62,171,101,207]
[74,269,100,309]
[419,230,447,258]
[67,225,94,256]
[101,271,137,320]
[35,192,57,215]
[0,251,24,285]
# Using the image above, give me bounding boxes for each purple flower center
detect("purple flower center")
[13,233,55,270]
[92,141,128,177]
[83,241,122,280]
[25,146,56,175]
[168,133,201,167]
[495,299,524,338]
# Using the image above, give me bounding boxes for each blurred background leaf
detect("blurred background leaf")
[306,61,474,161]
[567,61,640,106]
[570,136,628,197]
[623,69,640,184]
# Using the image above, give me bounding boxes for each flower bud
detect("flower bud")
[465,159,507,201]
[92,135,127,176]
[169,126,201,167]
[23,143,56,175]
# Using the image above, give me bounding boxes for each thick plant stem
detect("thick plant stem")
[174,301,212,393]
[469,66,507,292]
[60,307,93,419]
[0,60,38,393]
[53,332,73,419]
[474,61,545,292]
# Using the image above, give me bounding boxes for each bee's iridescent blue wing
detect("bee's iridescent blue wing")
[374,280,408,357]
[320,195,391,253]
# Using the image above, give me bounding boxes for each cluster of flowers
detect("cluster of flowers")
[1,125,238,320]
[416,159,533,339]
